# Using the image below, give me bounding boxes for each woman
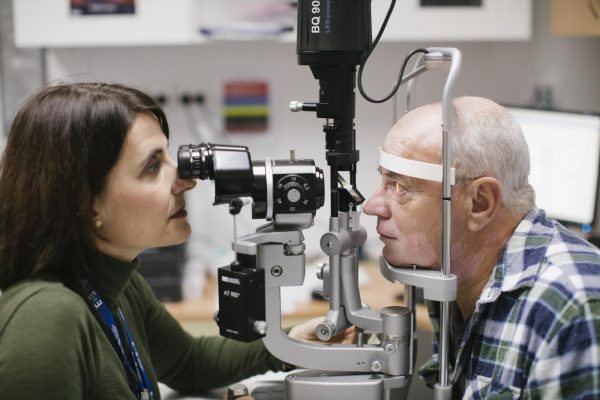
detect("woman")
[0,82,351,399]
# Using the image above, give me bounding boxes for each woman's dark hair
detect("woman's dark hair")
[0,82,169,290]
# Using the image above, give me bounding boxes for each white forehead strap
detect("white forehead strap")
[378,147,456,185]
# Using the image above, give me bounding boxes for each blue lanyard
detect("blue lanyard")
[82,280,154,400]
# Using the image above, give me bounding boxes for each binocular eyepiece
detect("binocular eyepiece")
[177,143,325,222]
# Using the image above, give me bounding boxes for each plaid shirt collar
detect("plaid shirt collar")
[476,207,550,307]
[444,208,548,386]
[420,207,600,398]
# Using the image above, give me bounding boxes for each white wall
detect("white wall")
[14,0,530,47]
[40,0,600,271]
[13,0,200,47]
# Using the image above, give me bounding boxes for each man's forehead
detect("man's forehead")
[386,104,444,148]
[384,128,443,161]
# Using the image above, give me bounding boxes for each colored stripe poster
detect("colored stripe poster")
[224,81,269,133]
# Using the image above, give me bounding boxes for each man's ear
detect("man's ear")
[465,177,502,232]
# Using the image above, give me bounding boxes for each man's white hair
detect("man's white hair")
[452,96,535,218]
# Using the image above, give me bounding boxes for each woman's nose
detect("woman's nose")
[174,175,197,193]
[169,156,197,193]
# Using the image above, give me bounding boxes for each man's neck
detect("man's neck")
[454,211,520,320]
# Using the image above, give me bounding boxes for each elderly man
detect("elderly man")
[364,96,600,399]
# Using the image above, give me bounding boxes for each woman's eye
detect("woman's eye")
[146,160,161,174]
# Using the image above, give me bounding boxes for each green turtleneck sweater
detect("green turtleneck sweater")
[0,252,284,399]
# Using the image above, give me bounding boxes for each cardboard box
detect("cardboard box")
[552,0,600,36]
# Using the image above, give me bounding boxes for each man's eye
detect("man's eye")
[392,181,412,203]
[395,181,408,194]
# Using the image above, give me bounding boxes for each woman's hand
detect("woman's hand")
[288,317,357,344]
[222,319,357,400]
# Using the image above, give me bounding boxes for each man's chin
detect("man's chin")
[381,249,408,268]
[381,250,438,270]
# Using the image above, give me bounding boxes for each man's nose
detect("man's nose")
[363,187,389,217]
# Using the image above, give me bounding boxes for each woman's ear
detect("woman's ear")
[465,177,502,232]
[91,207,102,229]
[91,196,106,230]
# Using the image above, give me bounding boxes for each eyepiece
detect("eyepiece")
[177,144,195,180]
[177,143,325,222]
[177,144,214,180]
[177,143,253,204]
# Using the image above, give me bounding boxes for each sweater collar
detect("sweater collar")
[86,251,140,308]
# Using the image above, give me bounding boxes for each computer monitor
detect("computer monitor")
[507,107,600,231]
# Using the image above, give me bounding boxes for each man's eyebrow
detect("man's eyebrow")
[377,166,418,187]
[380,167,396,177]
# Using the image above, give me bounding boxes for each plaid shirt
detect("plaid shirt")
[419,208,600,399]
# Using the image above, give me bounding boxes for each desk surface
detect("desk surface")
[164,262,432,332]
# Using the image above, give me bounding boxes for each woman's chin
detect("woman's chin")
[162,227,192,247]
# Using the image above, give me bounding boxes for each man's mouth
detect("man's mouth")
[377,230,395,240]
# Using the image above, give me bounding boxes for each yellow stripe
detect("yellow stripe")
[224,106,268,117]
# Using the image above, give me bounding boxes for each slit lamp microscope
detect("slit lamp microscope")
[178,1,461,399]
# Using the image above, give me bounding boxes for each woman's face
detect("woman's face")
[93,112,196,261]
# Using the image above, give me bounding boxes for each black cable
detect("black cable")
[357,0,430,104]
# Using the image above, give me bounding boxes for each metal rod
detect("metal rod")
[429,47,462,396]
[405,56,427,114]
[233,214,238,263]
[399,64,428,86]
[329,217,341,312]
[405,280,416,375]
[357,329,365,347]
[330,165,338,217]
[439,301,450,385]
